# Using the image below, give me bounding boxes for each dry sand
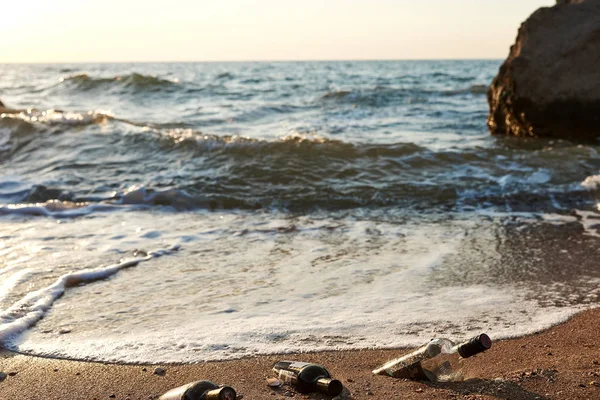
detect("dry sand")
[1,307,599,400]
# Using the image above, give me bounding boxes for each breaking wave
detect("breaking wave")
[55,72,179,93]
[1,109,111,127]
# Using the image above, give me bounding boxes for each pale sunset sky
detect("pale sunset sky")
[1,0,555,63]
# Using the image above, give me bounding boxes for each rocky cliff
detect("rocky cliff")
[487,0,600,140]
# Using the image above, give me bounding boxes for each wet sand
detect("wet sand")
[1,307,599,400]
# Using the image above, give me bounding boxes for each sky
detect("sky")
[0,0,555,63]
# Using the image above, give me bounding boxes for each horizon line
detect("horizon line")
[0,57,505,65]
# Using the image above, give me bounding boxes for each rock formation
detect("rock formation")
[487,0,600,140]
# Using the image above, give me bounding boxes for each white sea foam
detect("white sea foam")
[0,201,120,218]
[3,109,111,126]
[581,174,600,189]
[574,210,600,237]
[114,185,197,209]
[0,211,597,363]
[0,244,179,345]
[0,269,32,304]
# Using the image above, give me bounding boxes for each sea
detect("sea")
[1,60,599,364]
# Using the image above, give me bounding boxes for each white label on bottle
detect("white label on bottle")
[278,369,295,383]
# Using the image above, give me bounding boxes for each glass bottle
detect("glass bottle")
[372,333,492,382]
[273,361,344,396]
[158,380,237,400]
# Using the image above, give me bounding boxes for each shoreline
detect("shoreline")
[2,308,599,399]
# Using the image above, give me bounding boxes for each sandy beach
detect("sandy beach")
[1,307,598,400]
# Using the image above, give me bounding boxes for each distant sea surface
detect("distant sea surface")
[1,61,600,363]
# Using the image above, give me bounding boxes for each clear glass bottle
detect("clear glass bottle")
[273,361,344,396]
[372,333,492,382]
[158,380,237,400]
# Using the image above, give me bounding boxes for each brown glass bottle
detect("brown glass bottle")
[158,380,236,400]
[273,361,343,396]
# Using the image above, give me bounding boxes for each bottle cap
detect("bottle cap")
[205,386,237,400]
[457,333,492,358]
[316,378,344,396]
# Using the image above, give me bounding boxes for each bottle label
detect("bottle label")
[278,369,296,384]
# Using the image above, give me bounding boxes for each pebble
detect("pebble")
[109,395,116,399]
[153,367,166,376]
[267,378,281,387]
[0,372,7,382]
[8,372,17,377]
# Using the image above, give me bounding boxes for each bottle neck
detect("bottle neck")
[204,387,237,400]
[456,334,492,358]
[315,378,344,396]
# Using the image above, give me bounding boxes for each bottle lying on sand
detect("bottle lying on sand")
[372,333,492,382]
[273,361,344,396]
[158,380,236,400]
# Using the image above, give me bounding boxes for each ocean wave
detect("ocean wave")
[321,84,488,106]
[0,200,119,218]
[55,72,179,93]
[0,118,38,154]
[153,129,425,158]
[428,72,474,82]
[321,87,419,107]
[216,72,234,80]
[0,110,143,160]
[0,116,47,158]
[1,109,111,127]
[1,177,594,217]
[113,185,199,209]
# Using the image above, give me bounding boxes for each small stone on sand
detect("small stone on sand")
[153,367,166,376]
[266,377,280,387]
[0,372,7,382]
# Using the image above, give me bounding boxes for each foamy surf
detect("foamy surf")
[0,210,597,364]
[0,244,180,346]
[0,201,119,218]
[0,109,111,126]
